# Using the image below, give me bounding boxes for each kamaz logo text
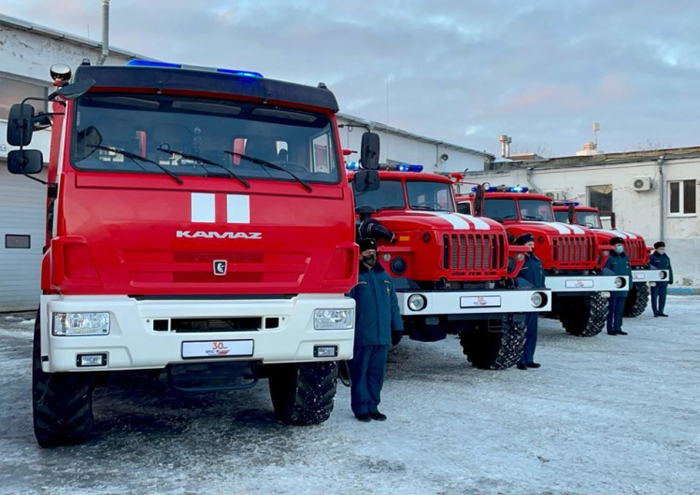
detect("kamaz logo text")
[176,231,262,239]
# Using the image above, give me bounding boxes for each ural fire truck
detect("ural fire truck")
[552,202,669,317]
[6,60,368,447]
[456,186,629,337]
[349,167,552,369]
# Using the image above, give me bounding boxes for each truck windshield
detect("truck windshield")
[406,181,454,212]
[518,199,554,221]
[554,211,569,223]
[483,198,518,221]
[71,94,340,184]
[577,211,602,228]
[353,180,405,210]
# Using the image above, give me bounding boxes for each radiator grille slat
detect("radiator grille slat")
[552,235,596,265]
[443,232,506,271]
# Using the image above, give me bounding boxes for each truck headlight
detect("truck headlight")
[53,312,110,336]
[314,309,354,330]
[531,292,547,308]
[407,294,427,311]
[614,277,626,289]
[659,270,668,280]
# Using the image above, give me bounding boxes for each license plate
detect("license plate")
[633,273,646,280]
[565,280,594,289]
[182,340,254,359]
[460,295,502,308]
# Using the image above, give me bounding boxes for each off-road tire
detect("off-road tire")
[560,293,608,337]
[623,283,649,318]
[268,362,338,425]
[459,315,526,370]
[32,314,95,447]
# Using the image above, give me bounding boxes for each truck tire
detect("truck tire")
[560,293,608,337]
[32,314,95,447]
[623,283,649,318]
[459,315,526,370]
[268,362,338,426]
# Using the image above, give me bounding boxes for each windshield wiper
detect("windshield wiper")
[223,150,312,193]
[522,215,544,221]
[88,145,183,184]
[157,147,250,189]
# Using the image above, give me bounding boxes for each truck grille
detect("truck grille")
[625,238,647,265]
[442,233,506,271]
[552,236,596,266]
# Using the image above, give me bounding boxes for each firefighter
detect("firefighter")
[605,237,633,335]
[348,238,403,422]
[650,241,673,317]
[514,233,545,370]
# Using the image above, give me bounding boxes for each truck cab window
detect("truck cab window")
[518,199,554,222]
[406,181,454,212]
[353,180,405,210]
[553,211,569,223]
[482,198,518,221]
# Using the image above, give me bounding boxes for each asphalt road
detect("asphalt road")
[1,297,699,495]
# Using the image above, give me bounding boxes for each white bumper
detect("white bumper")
[40,294,355,373]
[396,289,552,316]
[546,275,630,294]
[632,269,671,284]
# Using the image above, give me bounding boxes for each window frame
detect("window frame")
[668,179,697,217]
[0,72,49,120]
[586,184,613,214]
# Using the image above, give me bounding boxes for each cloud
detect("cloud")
[3,0,700,157]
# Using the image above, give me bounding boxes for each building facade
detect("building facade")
[462,147,700,289]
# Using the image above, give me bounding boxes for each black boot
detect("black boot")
[526,362,541,368]
[355,414,371,422]
[369,412,387,421]
[516,363,527,370]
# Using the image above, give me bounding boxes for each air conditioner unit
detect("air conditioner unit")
[544,190,564,200]
[632,176,652,192]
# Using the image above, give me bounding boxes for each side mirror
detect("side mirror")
[474,184,484,216]
[51,77,95,100]
[360,132,380,170]
[7,104,35,146]
[7,149,43,174]
[353,170,380,193]
[567,203,576,224]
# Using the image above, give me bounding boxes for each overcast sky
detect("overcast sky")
[3,0,700,157]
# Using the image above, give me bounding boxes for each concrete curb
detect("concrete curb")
[668,288,700,295]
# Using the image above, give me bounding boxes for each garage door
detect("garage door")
[0,163,47,312]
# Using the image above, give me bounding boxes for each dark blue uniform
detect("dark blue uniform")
[516,253,545,366]
[650,251,673,316]
[348,263,403,417]
[605,251,633,334]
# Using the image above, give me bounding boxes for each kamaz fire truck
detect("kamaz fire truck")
[456,186,629,337]
[5,60,368,447]
[348,166,552,370]
[552,202,669,317]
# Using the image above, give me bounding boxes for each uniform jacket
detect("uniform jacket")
[517,253,546,289]
[605,251,633,297]
[349,262,404,346]
[649,251,674,284]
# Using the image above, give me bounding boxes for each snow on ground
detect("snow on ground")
[1,298,699,495]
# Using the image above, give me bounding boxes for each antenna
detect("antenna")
[592,122,600,146]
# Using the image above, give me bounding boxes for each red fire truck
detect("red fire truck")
[5,60,369,446]
[455,186,629,337]
[348,167,551,370]
[552,202,669,317]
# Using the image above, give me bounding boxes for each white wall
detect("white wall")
[337,117,487,174]
[463,158,700,287]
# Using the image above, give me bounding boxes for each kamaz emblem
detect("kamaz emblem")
[213,260,227,276]
[477,296,488,306]
[176,231,262,239]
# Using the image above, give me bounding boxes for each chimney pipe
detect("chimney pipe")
[499,135,512,157]
[97,0,110,66]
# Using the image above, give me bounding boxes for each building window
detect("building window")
[669,180,697,215]
[0,74,48,120]
[587,185,613,214]
[5,234,31,249]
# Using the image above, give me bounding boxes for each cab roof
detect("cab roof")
[74,65,340,113]
[552,205,598,212]
[348,170,453,184]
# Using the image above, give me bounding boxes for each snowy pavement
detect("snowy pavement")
[1,297,699,495]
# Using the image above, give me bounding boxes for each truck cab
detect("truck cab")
[6,60,361,446]
[349,168,551,370]
[456,187,630,337]
[553,202,670,317]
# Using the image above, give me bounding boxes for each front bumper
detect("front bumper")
[632,269,671,284]
[39,294,355,373]
[546,275,630,294]
[396,288,552,316]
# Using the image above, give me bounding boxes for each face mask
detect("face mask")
[658,249,665,254]
[615,246,624,253]
[362,254,377,266]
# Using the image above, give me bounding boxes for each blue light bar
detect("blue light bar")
[561,201,581,206]
[395,163,423,172]
[127,59,181,68]
[346,162,360,170]
[486,186,499,192]
[510,186,529,192]
[126,59,263,78]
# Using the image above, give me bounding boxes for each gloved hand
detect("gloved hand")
[391,331,403,346]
